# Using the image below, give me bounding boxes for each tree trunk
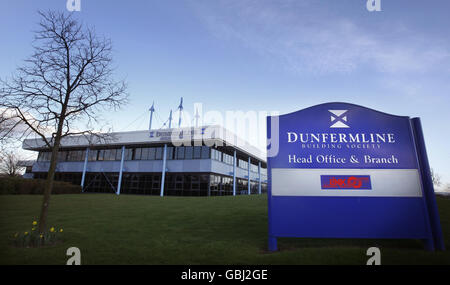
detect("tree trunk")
[37,136,62,233]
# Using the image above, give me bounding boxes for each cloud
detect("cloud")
[190,0,450,75]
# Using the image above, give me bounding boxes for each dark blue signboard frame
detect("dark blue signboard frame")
[267,102,444,251]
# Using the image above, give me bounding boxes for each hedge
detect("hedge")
[0,176,82,195]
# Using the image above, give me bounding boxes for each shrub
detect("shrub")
[0,176,81,195]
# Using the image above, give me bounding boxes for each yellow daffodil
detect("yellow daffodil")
[59,229,63,233]
[40,234,43,238]
[32,227,35,231]
[32,221,37,226]
[50,227,55,233]
[24,232,28,235]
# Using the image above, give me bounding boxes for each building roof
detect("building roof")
[22,125,267,162]
[17,160,36,167]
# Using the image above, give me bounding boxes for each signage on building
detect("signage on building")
[266,102,444,251]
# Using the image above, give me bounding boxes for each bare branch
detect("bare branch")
[0,10,128,232]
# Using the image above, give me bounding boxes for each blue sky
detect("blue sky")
[1,0,449,187]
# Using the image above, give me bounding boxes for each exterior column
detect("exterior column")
[160,144,167,197]
[247,157,251,195]
[116,146,125,195]
[258,161,262,195]
[80,147,89,192]
[233,150,236,196]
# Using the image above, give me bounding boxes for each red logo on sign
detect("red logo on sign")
[321,175,371,189]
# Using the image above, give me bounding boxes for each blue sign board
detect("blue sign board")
[267,102,444,251]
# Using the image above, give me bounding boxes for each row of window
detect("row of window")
[38,146,211,162]
[238,159,248,170]
[210,148,266,174]
[37,146,267,174]
[209,174,268,195]
[33,172,268,196]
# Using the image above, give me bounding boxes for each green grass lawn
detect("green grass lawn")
[0,194,449,265]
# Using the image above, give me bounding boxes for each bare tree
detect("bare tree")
[0,109,19,146]
[0,11,128,233]
[0,150,25,176]
[431,168,442,188]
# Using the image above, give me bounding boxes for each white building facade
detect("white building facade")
[22,126,268,196]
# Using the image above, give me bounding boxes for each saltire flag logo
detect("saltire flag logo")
[329,110,349,128]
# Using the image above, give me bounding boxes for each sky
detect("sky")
[0,0,449,188]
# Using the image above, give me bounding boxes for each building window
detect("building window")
[222,152,234,165]
[57,151,68,162]
[124,148,133,160]
[238,159,249,169]
[155,147,163,160]
[148,148,156,160]
[176,146,185,159]
[103,149,116,161]
[201,146,210,159]
[115,148,122,160]
[134,148,142,160]
[211,148,222,161]
[38,151,51,162]
[193,146,202,159]
[88,150,98,161]
[184,146,193,159]
[261,168,267,176]
[141,148,149,160]
[166,147,174,160]
[97,149,104,161]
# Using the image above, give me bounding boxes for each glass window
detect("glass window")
[193,146,202,159]
[88,150,98,161]
[115,148,122,160]
[38,152,51,162]
[214,149,222,161]
[106,149,116,161]
[80,150,86,161]
[148,148,156,160]
[125,148,133,160]
[155,147,163,160]
[102,149,109,161]
[134,148,142,160]
[176,147,185,159]
[70,151,76,161]
[201,146,210,159]
[166,147,173,160]
[57,151,67,162]
[239,159,249,169]
[98,149,104,161]
[141,148,149,160]
[223,153,234,165]
[184,146,193,159]
[103,149,110,161]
